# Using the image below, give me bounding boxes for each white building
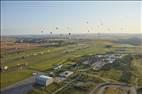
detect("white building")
[35,75,53,86]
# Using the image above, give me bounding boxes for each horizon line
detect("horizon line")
[1,32,142,37]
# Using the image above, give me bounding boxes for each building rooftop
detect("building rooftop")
[37,75,52,80]
[59,71,73,77]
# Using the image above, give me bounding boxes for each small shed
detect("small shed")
[35,75,53,86]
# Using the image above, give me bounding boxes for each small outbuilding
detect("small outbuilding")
[35,75,53,86]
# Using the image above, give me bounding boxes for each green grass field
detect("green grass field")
[130,58,142,86]
[0,69,33,88]
[1,40,141,89]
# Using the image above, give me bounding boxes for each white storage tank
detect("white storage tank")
[35,75,53,86]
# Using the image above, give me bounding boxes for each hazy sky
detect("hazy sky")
[1,1,141,35]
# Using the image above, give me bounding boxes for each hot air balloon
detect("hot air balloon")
[50,32,52,35]
[56,27,59,30]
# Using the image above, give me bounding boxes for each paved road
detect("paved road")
[96,84,129,94]
[0,76,35,94]
[89,83,107,94]
[89,83,137,94]
[0,72,45,94]
[129,87,137,94]
[1,83,33,94]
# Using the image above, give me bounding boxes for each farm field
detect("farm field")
[1,40,109,88]
[25,39,142,94]
[1,41,40,54]
[1,38,141,94]
[29,54,142,94]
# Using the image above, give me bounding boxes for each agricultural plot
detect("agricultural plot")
[1,39,142,94]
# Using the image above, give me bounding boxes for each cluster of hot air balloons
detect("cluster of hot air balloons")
[40,20,127,35]
[84,20,127,33]
[40,26,72,40]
